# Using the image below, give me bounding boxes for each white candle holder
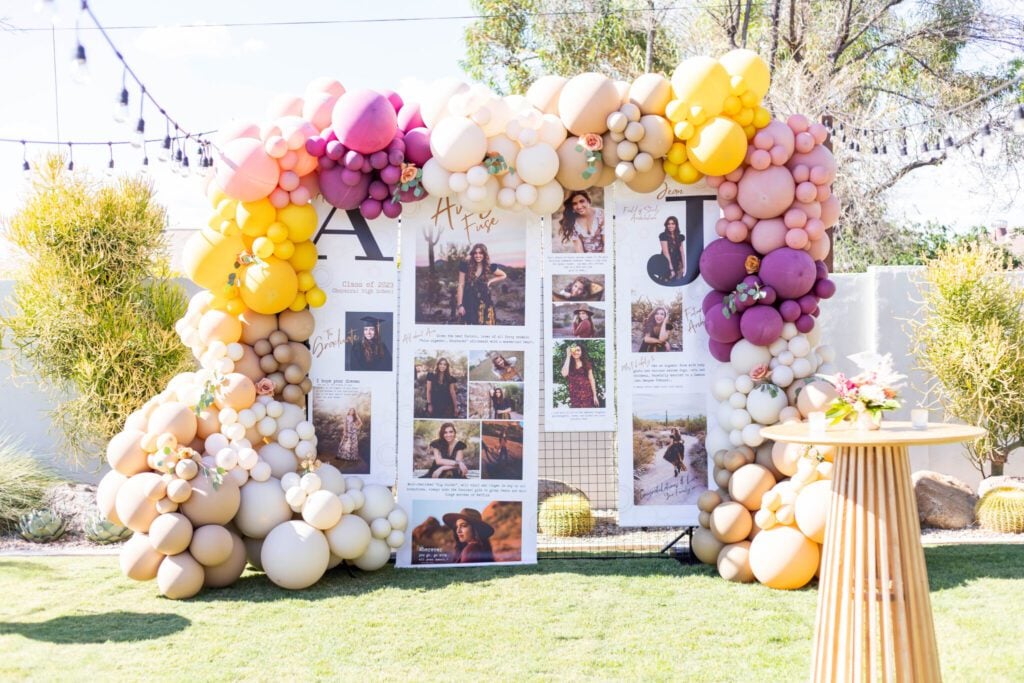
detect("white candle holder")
[911,408,929,430]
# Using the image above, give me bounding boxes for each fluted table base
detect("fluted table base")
[811,445,941,682]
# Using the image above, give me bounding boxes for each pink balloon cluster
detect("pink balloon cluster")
[305,89,432,219]
[699,115,839,362]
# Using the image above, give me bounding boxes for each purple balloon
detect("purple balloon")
[815,278,836,299]
[325,140,346,161]
[370,151,389,170]
[742,275,763,289]
[700,238,757,292]
[397,103,425,132]
[702,290,725,315]
[795,314,816,333]
[344,151,364,171]
[761,286,777,305]
[360,198,383,220]
[325,129,338,142]
[798,294,818,315]
[320,166,370,210]
[317,156,336,171]
[397,185,426,203]
[388,149,405,166]
[815,260,829,281]
[368,180,389,201]
[341,167,363,187]
[759,247,817,299]
[331,89,398,155]
[708,339,736,363]
[404,128,432,166]
[740,305,784,346]
[810,306,821,318]
[305,136,327,157]
[779,299,802,322]
[380,164,401,185]
[388,138,406,153]
[381,199,402,219]
[705,303,742,344]
[380,89,404,114]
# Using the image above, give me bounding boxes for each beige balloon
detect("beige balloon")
[149,512,194,555]
[97,469,128,526]
[278,309,316,342]
[214,373,257,411]
[629,74,672,115]
[238,310,278,345]
[115,472,163,533]
[235,477,292,539]
[119,532,165,581]
[728,464,777,511]
[796,379,840,418]
[180,472,241,526]
[697,489,723,514]
[709,501,753,544]
[691,526,725,565]
[147,402,198,447]
[525,75,567,115]
[302,490,344,530]
[795,479,832,544]
[198,309,243,345]
[261,520,330,590]
[557,73,620,136]
[325,514,372,560]
[106,430,149,476]
[203,531,248,588]
[352,538,391,571]
[717,541,755,583]
[190,524,233,566]
[157,551,206,600]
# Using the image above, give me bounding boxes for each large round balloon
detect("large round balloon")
[759,248,816,299]
[687,117,747,176]
[748,525,820,589]
[215,137,280,202]
[699,239,756,292]
[330,89,398,155]
[261,520,330,590]
[558,73,620,136]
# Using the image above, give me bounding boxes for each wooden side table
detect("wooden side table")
[760,421,985,683]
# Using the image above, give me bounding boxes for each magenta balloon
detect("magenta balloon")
[795,314,815,333]
[341,167,363,187]
[815,260,829,280]
[305,137,327,157]
[379,89,404,114]
[779,299,801,322]
[699,238,757,292]
[739,305,784,346]
[325,140,345,161]
[759,247,817,300]
[397,103,425,132]
[797,294,818,314]
[368,180,389,201]
[404,128,432,166]
[388,149,405,166]
[702,290,725,315]
[388,137,406,153]
[708,339,736,363]
[214,137,279,202]
[331,89,398,155]
[360,198,383,220]
[370,151,389,170]
[397,185,426,203]
[815,278,836,299]
[320,166,370,210]
[318,156,336,171]
[381,200,402,219]
[705,303,742,344]
[344,151,364,171]
[761,286,777,305]
[380,165,401,185]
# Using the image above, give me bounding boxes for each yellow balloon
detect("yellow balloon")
[252,237,275,260]
[670,56,731,121]
[734,107,755,127]
[236,198,275,237]
[665,99,687,124]
[753,106,772,129]
[719,49,771,100]
[667,142,687,165]
[676,161,703,184]
[306,287,326,308]
[686,116,748,177]
[266,221,289,243]
[182,227,245,292]
[219,220,240,237]
[239,257,299,315]
[289,241,318,272]
[277,203,318,243]
[288,292,307,312]
[296,271,316,292]
[216,197,237,221]
[722,95,742,116]
[673,121,695,141]
[663,160,679,177]
[225,298,248,316]
[273,240,295,260]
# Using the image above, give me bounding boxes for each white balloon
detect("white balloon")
[530,180,564,215]
[771,365,795,388]
[741,423,766,447]
[624,120,645,142]
[791,357,813,379]
[789,336,811,358]
[781,322,798,340]
[497,187,517,208]
[387,507,408,532]
[448,172,469,193]
[729,429,744,447]
[421,158,452,197]
[734,375,755,394]
[250,460,272,482]
[466,165,490,187]
[205,434,229,457]
[345,477,364,491]
[769,337,789,356]
[266,401,284,418]
[712,377,735,401]
[515,183,538,206]
[633,152,654,172]
[777,350,795,366]
[386,530,406,549]
[728,392,747,409]
[257,417,277,437]
[466,184,488,202]
[516,144,559,186]
[517,128,538,146]
[607,111,628,133]
[281,472,301,491]
[295,441,316,460]
[370,518,392,540]
[730,408,752,430]
[325,514,372,559]
[352,538,391,571]
[261,521,330,590]
[226,343,244,361]
[295,421,315,441]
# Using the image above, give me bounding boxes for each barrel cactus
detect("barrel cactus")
[975,487,1024,534]
[83,509,133,544]
[538,494,595,537]
[18,509,67,543]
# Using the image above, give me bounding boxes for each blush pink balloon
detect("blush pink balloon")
[404,127,432,166]
[820,194,841,228]
[723,203,743,221]
[726,221,749,243]
[737,166,796,219]
[725,168,744,183]
[304,77,345,100]
[753,130,774,150]
[292,148,318,177]
[816,184,832,202]
[278,150,298,171]
[278,171,300,192]
[718,181,738,201]
[715,218,729,237]
[290,187,312,205]
[808,232,831,260]
[787,114,810,133]
[297,172,319,200]
[705,175,725,188]
[750,218,788,254]
[762,120,795,158]
[785,228,809,249]
[265,94,303,120]
[769,145,790,166]
[216,120,260,145]
[795,132,815,153]
[791,164,810,183]
[216,137,280,201]
[331,89,398,155]
[808,123,829,145]
[750,149,772,170]
[303,92,338,132]
[805,218,826,240]
[789,145,836,184]
[397,103,425,132]
[379,89,404,114]
[269,188,290,209]
[795,181,818,203]
[784,208,807,228]
[741,213,757,228]
[265,136,288,159]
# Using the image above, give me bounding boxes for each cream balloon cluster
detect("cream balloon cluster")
[252,471,408,590]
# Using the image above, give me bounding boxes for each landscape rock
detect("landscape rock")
[912,470,976,529]
[538,479,589,504]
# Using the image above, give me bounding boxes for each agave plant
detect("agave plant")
[83,509,133,544]
[18,508,67,543]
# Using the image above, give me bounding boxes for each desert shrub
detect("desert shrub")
[975,488,1024,534]
[538,494,594,537]
[1,156,192,465]
[0,434,61,534]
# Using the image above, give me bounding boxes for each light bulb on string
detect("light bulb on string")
[70,43,89,84]
[131,90,146,148]
[22,141,31,174]
[1013,105,1024,136]
[159,119,171,162]
[114,69,129,123]
[140,140,150,174]
[106,142,115,176]
[982,123,992,136]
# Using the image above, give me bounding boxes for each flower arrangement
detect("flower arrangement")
[575,134,603,181]
[822,352,905,426]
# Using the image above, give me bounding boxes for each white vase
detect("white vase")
[856,412,881,431]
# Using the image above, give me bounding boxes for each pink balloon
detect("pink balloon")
[718,181,738,201]
[816,184,832,202]
[808,123,829,145]
[762,120,794,158]
[795,181,817,203]
[805,218,826,240]
[759,247,816,299]
[741,213,757,229]
[706,303,742,344]
[278,150,298,171]
[380,165,401,185]
[292,148,318,177]
[793,200,822,219]
[404,128,432,166]
[715,218,729,237]
[740,305,784,346]
[703,290,726,314]
[726,221,749,243]
[785,228,809,249]
[269,188,290,209]
[820,194,841,228]
[278,171,300,192]
[753,131,774,150]
[397,103,425,132]
[795,132,815,153]
[787,114,810,133]
[265,136,288,159]
[302,92,338,132]
[370,151,389,170]
[779,299,801,322]
[379,89,404,114]
[387,149,405,166]
[318,156,336,171]
[791,164,810,183]
[341,168,363,187]
[708,339,736,363]
[320,166,370,210]
[298,171,319,198]
[808,232,831,261]
[795,314,815,334]
[381,199,402,219]
[750,218,788,254]
[737,166,796,219]
[216,137,280,202]
[750,149,771,170]
[769,145,790,166]
[305,76,345,100]
[331,89,398,155]
[725,168,744,183]
[290,187,311,205]
[360,198,383,219]
[784,208,807,229]
[305,137,327,157]
[266,94,303,120]
[368,180,389,201]
[705,175,724,188]
[723,203,743,221]
[789,146,836,184]
[216,120,260,145]
[326,141,346,161]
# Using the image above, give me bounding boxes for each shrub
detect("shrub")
[909,241,1024,477]
[1,156,192,465]
[0,434,61,534]
[538,493,595,537]
[975,488,1024,534]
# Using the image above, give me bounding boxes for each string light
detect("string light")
[132,87,146,148]
[67,142,74,171]
[106,141,114,175]
[70,2,89,83]
[22,141,30,173]
[114,67,129,123]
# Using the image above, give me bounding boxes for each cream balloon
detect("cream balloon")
[515,144,559,186]
[352,538,392,571]
[325,514,372,560]
[261,520,330,590]
[430,117,488,173]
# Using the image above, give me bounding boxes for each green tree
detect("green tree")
[909,241,1024,477]
[1,156,192,466]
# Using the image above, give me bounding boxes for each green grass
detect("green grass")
[0,545,1021,681]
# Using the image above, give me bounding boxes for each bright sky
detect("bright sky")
[0,0,1020,253]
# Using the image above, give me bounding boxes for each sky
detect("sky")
[0,0,1020,258]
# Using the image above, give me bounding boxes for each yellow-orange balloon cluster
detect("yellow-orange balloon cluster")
[189,187,326,318]
[663,49,772,184]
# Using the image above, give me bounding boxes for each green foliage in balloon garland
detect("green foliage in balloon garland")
[0,155,193,466]
[909,240,1024,477]
[0,433,61,535]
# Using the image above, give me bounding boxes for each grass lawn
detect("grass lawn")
[1,544,1021,681]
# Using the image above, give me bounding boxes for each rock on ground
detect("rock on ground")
[912,470,976,530]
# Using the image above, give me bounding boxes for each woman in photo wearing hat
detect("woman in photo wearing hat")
[423,423,468,479]
[572,304,596,338]
[442,508,495,563]
[349,316,392,371]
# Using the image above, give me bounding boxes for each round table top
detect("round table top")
[760,421,986,447]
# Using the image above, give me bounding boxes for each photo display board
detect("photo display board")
[309,201,399,487]
[615,180,717,527]
[395,199,540,567]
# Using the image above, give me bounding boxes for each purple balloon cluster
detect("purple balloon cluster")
[305,88,433,219]
[700,241,836,363]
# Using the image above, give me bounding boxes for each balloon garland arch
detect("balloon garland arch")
[95,49,840,597]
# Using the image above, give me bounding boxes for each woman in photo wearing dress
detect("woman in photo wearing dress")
[560,343,600,409]
[558,191,605,254]
[491,387,514,420]
[490,353,522,382]
[639,307,671,352]
[442,508,495,563]
[336,408,363,462]
[423,422,468,479]
[456,243,506,325]
[425,357,459,418]
[659,216,686,282]
[572,304,596,338]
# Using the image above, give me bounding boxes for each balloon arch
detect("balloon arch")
[95,49,841,598]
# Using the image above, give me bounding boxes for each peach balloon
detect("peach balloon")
[148,402,198,446]
[238,311,278,345]
[214,373,257,411]
[749,525,820,589]
[97,469,127,526]
[710,501,753,543]
[737,166,796,219]
[751,218,788,253]
[107,430,149,476]
[629,74,672,115]
[149,512,194,555]
[558,73,621,136]
[157,551,206,600]
[180,472,241,526]
[692,526,726,565]
[525,75,567,115]
[190,524,234,566]
[203,531,248,588]
[717,541,755,583]
[795,479,832,544]
[198,310,243,346]
[215,137,280,202]
[119,532,165,581]
[115,472,163,533]
[729,464,777,511]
